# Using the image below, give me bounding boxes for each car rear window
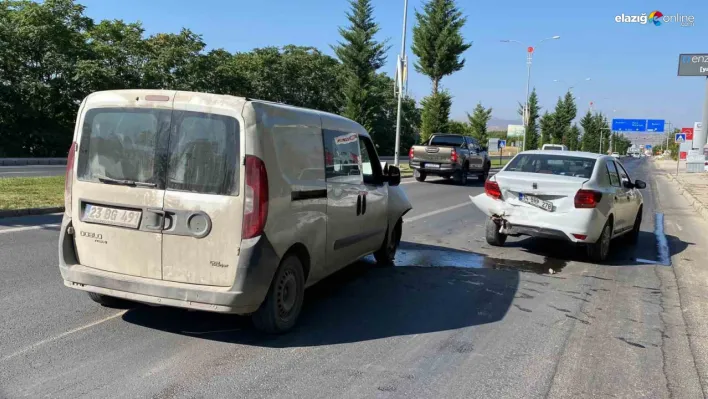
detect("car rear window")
[77,108,239,195]
[505,154,596,178]
[429,135,464,147]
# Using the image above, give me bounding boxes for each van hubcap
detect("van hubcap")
[276,269,297,317]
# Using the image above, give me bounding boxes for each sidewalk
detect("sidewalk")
[653,158,708,221]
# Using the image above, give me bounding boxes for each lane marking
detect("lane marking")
[636,258,661,265]
[0,224,61,235]
[655,212,671,266]
[1,310,127,363]
[404,202,471,223]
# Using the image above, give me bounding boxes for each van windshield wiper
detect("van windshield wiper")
[95,175,157,188]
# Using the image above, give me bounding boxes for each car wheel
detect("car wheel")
[252,254,305,334]
[87,292,134,309]
[454,168,468,185]
[627,207,642,244]
[587,219,612,262]
[485,218,507,246]
[374,220,402,265]
[414,170,427,182]
[479,163,490,181]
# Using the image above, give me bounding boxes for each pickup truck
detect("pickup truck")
[408,134,491,185]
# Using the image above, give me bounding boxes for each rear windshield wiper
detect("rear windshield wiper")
[95,175,157,188]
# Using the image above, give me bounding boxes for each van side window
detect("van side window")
[358,135,383,185]
[167,111,240,195]
[322,129,362,185]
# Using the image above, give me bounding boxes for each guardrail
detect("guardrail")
[0,158,67,166]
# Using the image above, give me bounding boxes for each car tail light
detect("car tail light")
[409,147,414,159]
[485,180,502,200]
[572,234,588,240]
[574,189,602,209]
[64,142,76,217]
[451,148,458,163]
[242,155,269,239]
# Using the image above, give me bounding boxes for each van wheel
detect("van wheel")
[414,170,426,182]
[252,255,305,334]
[485,218,507,246]
[374,220,402,265]
[87,292,134,309]
[587,219,612,262]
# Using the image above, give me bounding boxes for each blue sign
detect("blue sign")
[647,120,665,132]
[646,145,652,150]
[675,133,686,143]
[498,140,506,148]
[612,119,647,132]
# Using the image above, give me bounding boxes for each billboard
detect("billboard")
[507,124,525,139]
[694,122,704,149]
[678,54,708,77]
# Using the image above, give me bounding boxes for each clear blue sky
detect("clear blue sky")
[80,0,706,129]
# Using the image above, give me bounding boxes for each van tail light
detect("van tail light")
[242,155,269,239]
[64,142,76,217]
[451,148,458,163]
[574,189,602,209]
[485,180,502,200]
[409,147,414,159]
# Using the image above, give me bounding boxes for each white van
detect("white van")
[541,144,568,151]
[59,90,412,333]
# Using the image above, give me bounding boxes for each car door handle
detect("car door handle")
[356,195,362,216]
[144,209,166,231]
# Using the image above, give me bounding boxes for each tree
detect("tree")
[539,111,554,147]
[580,111,610,153]
[518,88,540,150]
[419,91,452,143]
[411,0,471,95]
[447,120,470,135]
[467,102,493,146]
[567,124,581,150]
[332,0,389,132]
[550,97,566,144]
[368,72,420,155]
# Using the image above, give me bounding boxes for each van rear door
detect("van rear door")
[72,91,174,279]
[160,93,245,287]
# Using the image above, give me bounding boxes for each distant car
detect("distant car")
[611,152,620,159]
[542,144,568,151]
[471,150,646,262]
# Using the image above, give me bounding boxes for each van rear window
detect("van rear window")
[77,108,240,195]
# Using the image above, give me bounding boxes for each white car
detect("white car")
[471,150,646,262]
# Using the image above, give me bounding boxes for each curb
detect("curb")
[0,207,64,219]
[665,173,708,222]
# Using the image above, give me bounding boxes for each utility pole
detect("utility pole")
[393,0,409,167]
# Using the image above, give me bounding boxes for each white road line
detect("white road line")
[404,202,472,223]
[1,310,127,363]
[0,224,61,234]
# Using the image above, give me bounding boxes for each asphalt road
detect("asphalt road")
[1,158,707,398]
[0,165,66,178]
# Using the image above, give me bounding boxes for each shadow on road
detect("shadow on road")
[122,242,523,347]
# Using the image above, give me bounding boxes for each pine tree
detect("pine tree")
[518,88,540,150]
[467,102,493,147]
[567,124,581,150]
[419,91,452,143]
[539,111,554,146]
[332,0,389,132]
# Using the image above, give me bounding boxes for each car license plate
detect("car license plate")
[426,163,440,169]
[83,204,142,228]
[519,193,553,212]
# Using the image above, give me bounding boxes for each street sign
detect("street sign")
[498,140,506,148]
[678,54,708,77]
[646,145,652,150]
[647,119,665,132]
[507,124,525,139]
[682,127,694,140]
[612,119,647,132]
[675,133,686,143]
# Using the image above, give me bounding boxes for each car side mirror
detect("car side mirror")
[634,179,646,189]
[387,165,401,186]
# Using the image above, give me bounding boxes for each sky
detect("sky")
[79,0,707,129]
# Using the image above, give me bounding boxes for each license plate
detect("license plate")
[83,204,142,228]
[426,163,440,169]
[519,193,553,212]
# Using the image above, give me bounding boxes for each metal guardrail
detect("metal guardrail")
[0,158,67,166]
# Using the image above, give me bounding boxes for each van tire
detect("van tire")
[374,220,402,265]
[87,292,133,309]
[414,170,426,182]
[485,218,507,246]
[252,255,305,334]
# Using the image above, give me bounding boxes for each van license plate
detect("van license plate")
[519,193,553,212]
[83,205,142,228]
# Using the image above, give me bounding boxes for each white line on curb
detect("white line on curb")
[404,202,472,223]
[0,224,61,235]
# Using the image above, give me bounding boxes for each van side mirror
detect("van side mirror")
[634,179,646,189]
[387,165,401,186]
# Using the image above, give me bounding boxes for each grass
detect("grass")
[490,158,510,168]
[0,176,65,210]
[397,163,413,177]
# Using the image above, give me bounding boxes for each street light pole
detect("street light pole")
[501,36,560,152]
[393,0,409,167]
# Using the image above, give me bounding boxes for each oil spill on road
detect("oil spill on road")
[392,241,568,275]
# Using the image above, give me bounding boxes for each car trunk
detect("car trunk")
[494,172,586,214]
[412,145,454,164]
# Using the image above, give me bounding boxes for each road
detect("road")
[1,158,707,398]
[0,165,66,178]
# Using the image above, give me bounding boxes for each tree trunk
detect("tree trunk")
[432,79,439,95]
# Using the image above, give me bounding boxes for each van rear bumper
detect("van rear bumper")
[58,217,280,315]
